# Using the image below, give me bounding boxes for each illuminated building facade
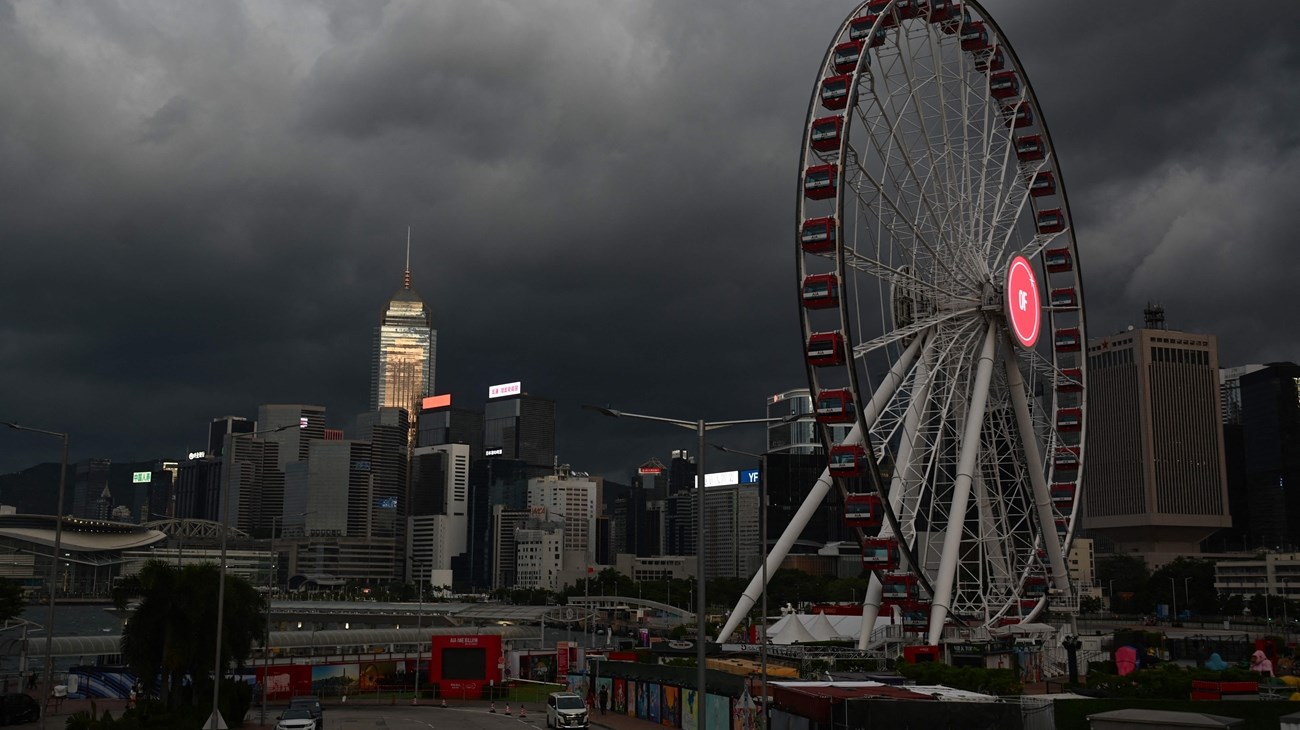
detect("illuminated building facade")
[370,251,436,443]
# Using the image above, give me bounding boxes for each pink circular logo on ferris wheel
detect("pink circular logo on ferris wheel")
[1006,255,1041,348]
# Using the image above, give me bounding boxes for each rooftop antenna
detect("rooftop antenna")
[1143,302,1165,330]
[403,226,412,289]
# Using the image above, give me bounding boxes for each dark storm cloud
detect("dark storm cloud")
[1,1,1297,479]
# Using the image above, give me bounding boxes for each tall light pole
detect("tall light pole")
[1169,577,1176,624]
[262,511,311,724]
[584,406,787,730]
[211,422,298,730]
[1183,576,1193,622]
[710,443,768,730]
[410,554,426,703]
[4,421,68,730]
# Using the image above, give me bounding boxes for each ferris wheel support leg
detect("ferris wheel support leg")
[1002,336,1071,594]
[857,576,884,650]
[926,324,998,647]
[886,331,936,553]
[716,332,927,643]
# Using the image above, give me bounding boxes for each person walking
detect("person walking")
[598,685,608,715]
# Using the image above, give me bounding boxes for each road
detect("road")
[264,703,549,730]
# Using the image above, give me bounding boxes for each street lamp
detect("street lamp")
[4,421,68,730]
[261,510,312,724]
[1169,577,1177,624]
[1183,576,1193,622]
[710,443,768,730]
[584,405,788,730]
[210,422,299,730]
[409,554,428,703]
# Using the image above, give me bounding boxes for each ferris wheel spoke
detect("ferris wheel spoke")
[842,247,975,303]
[852,306,979,358]
[844,155,977,290]
[858,50,957,271]
[847,63,981,291]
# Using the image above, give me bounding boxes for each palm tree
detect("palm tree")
[113,561,267,707]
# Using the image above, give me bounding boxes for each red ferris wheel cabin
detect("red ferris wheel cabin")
[809,116,843,152]
[820,74,852,110]
[1029,171,1056,197]
[800,216,837,253]
[806,331,847,367]
[830,443,869,476]
[801,274,840,309]
[960,21,989,52]
[844,492,883,527]
[1015,135,1045,162]
[862,537,900,570]
[833,40,865,74]
[815,388,856,423]
[804,164,838,200]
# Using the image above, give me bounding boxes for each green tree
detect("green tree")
[1149,557,1216,617]
[1219,593,1245,616]
[1096,554,1151,613]
[0,578,26,623]
[113,560,267,708]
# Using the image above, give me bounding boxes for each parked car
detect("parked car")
[0,694,39,726]
[288,696,323,728]
[275,707,317,730]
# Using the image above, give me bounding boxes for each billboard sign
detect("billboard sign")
[421,394,452,410]
[488,381,522,399]
[132,472,152,484]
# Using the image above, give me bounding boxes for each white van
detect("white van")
[546,692,589,729]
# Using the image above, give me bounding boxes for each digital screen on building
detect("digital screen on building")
[422,394,452,410]
[488,381,522,399]
[695,471,740,488]
[132,472,152,483]
[741,469,760,484]
[441,647,488,680]
[638,467,663,475]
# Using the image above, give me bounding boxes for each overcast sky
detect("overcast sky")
[2,1,1298,479]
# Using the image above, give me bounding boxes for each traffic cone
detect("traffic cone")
[505,703,513,715]
[520,705,528,719]
[490,701,497,713]
[441,698,448,708]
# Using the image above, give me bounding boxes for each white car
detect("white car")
[275,707,318,730]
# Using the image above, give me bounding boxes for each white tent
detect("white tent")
[806,613,844,641]
[767,614,820,644]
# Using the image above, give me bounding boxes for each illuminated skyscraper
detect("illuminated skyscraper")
[369,233,436,440]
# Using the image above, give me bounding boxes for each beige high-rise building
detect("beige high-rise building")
[369,239,435,444]
[1083,325,1231,566]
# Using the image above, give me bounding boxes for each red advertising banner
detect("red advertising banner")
[557,641,570,676]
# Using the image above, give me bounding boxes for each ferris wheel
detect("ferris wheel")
[718,0,1087,648]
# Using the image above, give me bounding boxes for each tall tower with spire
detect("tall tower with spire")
[370,229,437,440]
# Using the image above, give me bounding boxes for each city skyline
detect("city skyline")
[3,1,1299,480]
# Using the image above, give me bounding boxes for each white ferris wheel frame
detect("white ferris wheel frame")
[718,0,1087,648]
